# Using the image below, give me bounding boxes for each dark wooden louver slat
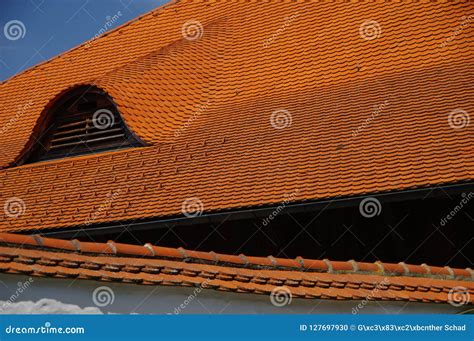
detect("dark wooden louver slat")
[50,134,126,150]
[51,128,124,144]
[53,126,89,137]
[24,87,141,163]
[56,120,88,130]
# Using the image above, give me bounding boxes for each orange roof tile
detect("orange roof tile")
[0,232,472,304]
[0,1,473,232]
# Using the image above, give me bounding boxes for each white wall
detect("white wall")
[0,274,464,314]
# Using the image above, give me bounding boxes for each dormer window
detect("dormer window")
[24,86,141,163]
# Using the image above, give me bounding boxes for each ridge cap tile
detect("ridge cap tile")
[1,232,472,281]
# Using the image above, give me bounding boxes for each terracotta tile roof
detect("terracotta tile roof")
[0,232,472,304]
[0,1,473,232]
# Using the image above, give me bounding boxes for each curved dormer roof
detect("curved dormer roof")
[19,85,142,164]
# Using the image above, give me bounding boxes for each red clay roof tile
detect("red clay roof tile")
[0,232,472,305]
[0,1,472,232]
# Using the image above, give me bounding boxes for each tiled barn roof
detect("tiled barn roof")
[0,0,472,232]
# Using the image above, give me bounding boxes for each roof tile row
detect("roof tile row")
[0,231,472,304]
[5,232,474,278]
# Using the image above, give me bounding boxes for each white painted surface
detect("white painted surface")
[0,274,465,314]
[0,299,101,314]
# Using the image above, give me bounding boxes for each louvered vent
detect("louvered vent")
[25,87,141,163]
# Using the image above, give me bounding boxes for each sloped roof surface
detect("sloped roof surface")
[0,0,473,231]
[0,232,472,304]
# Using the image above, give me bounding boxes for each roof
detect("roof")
[1,0,473,232]
[0,232,472,304]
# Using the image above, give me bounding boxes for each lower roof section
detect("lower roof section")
[0,233,472,306]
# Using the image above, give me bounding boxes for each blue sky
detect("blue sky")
[0,0,170,82]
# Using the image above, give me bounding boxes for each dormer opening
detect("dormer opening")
[24,86,141,163]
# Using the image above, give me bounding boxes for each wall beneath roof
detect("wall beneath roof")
[0,274,465,315]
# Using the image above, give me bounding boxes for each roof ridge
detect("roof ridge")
[2,243,472,305]
[94,14,229,85]
[0,0,182,87]
[0,232,472,281]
